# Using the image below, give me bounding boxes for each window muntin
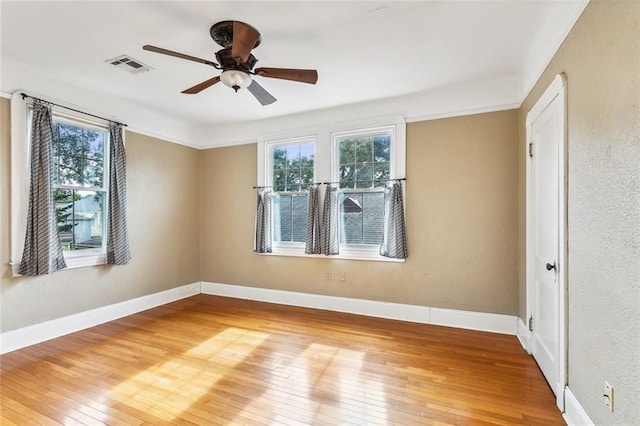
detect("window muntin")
[334,128,393,248]
[11,94,117,274]
[269,140,315,244]
[51,116,109,255]
[257,117,404,261]
[338,191,384,245]
[337,134,391,189]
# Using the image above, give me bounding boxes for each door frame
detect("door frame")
[525,73,567,410]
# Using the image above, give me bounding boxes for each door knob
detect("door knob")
[546,262,556,271]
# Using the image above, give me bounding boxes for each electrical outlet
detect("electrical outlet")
[325,272,331,281]
[340,272,346,282]
[603,381,614,412]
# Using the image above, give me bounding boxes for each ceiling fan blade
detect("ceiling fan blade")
[247,80,277,106]
[143,45,218,68]
[231,21,260,63]
[181,76,221,94]
[254,67,318,85]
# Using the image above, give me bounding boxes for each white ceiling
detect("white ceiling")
[1,1,588,148]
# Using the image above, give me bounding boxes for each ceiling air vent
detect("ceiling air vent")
[106,55,152,74]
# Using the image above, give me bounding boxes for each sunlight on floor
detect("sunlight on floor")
[234,342,389,424]
[107,327,269,421]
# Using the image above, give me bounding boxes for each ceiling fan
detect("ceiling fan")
[143,20,318,106]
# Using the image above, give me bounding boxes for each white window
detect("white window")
[10,93,112,273]
[264,137,316,251]
[258,116,405,261]
[52,116,108,254]
[332,127,393,253]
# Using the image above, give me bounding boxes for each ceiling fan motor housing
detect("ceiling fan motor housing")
[215,48,257,72]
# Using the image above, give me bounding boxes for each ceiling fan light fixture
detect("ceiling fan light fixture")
[220,70,251,92]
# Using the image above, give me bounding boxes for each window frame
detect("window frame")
[10,93,113,275]
[331,125,400,259]
[257,115,406,262]
[264,136,317,254]
[51,114,110,257]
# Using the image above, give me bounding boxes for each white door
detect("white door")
[526,74,566,410]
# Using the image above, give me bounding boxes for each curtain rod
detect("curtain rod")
[253,178,406,189]
[322,178,406,185]
[20,93,128,127]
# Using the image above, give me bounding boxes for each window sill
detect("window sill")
[10,252,107,277]
[259,245,405,263]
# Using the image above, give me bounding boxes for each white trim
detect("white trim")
[429,307,517,335]
[0,283,201,354]
[0,91,12,99]
[258,250,404,263]
[525,75,566,128]
[406,102,520,124]
[563,387,594,426]
[525,73,568,411]
[10,93,30,271]
[517,317,531,353]
[200,282,518,335]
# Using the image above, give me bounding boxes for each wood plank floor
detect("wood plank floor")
[0,294,564,425]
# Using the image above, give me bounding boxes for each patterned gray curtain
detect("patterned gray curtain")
[254,189,272,253]
[305,186,321,254]
[107,124,131,265]
[380,181,408,259]
[18,102,67,275]
[321,185,339,255]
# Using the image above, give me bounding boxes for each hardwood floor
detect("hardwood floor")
[0,294,564,425]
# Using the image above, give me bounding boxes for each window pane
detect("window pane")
[273,147,286,168]
[355,162,374,188]
[57,154,84,186]
[55,189,74,251]
[338,134,390,189]
[85,159,104,188]
[300,144,314,164]
[374,161,390,180]
[273,149,286,191]
[272,142,314,192]
[339,164,355,189]
[300,167,314,190]
[338,139,356,166]
[338,190,384,246]
[285,145,301,167]
[355,138,373,164]
[291,194,308,242]
[53,121,106,188]
[272,193,308,243]
[362,192,384,244]
[273,194,292,242]
[55,189,105,251]
[287,169,301,192]
[339,192,363,244]
[85,130,105,161]
[374,135,391,162]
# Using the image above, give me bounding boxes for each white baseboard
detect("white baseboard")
[0,281,520,355]
[563,386,594,426]
[200,282,518,335]
[517,317,531,353]
[430,307,517,335]
[0,282,201,354]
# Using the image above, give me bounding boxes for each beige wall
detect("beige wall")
[0,97,202,332]
[200,110,519,315]
[518,1,640,424]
